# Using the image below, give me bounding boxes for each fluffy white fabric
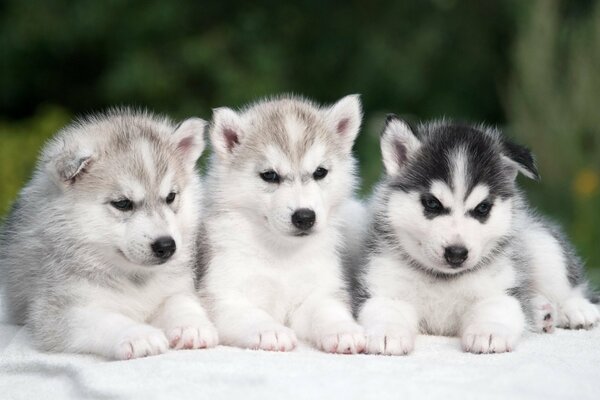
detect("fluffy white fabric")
[1,297,599,400]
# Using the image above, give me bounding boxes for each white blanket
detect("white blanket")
[1,301,599,400]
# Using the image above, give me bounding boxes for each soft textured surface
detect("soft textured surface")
[1,299,599,400]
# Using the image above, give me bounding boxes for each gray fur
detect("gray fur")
[0,108,205,353]
[354,119,595,330]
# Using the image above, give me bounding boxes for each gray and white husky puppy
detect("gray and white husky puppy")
[355,116,599,355]
[0,109,218,359]
[199,95,366,353]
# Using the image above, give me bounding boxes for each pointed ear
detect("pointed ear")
[324,94,362,152]
[172,117,206,170]
[52,152,93,185]
[380,114,421,175]
[501,140,540,181]
[209,107,245,160]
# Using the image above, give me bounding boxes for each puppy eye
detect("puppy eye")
[473,201,493,217]
[313,167,328,180]
[166,192,176,204]
[260,170,280,184]
[421,195,443,213]
[111,198,133,212]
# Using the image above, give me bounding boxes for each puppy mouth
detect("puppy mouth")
[294,231,311,237]
[116,249,168,267]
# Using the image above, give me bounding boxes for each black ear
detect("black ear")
[502,140,540,181]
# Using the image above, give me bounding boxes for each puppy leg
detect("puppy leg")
[291,293,365,354]
[358,297,419,356]
[63,307,169,360]
[461,295,525,354]
[151,293,218,350]
[213,300,297,351]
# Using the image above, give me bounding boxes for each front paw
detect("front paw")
[317,323,366,354]
[365,326,415,355]
[115,325,169,360]
[558,297,600,330]
[462,322,518,354]
[166,323,219,350]
[247,325,297,352]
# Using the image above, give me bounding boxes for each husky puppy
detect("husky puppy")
[199,95,366,353]
[355,116,599,355]
[0,109,218,359]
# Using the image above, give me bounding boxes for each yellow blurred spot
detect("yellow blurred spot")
[573,169,599,198]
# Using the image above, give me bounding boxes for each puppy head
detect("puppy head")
[209,95,362,239]
[45,110,206,268]
[381,117,538,275]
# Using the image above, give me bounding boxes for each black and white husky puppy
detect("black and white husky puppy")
[355,116,599,355]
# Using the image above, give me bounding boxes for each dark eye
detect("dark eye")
[473,201,493,217]
[260,170,280,184]
[313,167,328,180]
[166,192,176,204]
[421,195,443,213]
[111,198,133,212]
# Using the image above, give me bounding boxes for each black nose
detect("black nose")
[151,236,176,260]
[444,245,468,267]
[291,208,316,231]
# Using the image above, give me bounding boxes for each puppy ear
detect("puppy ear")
[501,140,540,181]
[172,117,206,170]
[210,107,245,160]
[52,152,93,185]
[380,114,421,175]
[324,94,362,152]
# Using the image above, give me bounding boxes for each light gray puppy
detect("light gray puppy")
[0,109,218,359]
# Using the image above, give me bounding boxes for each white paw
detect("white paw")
[558,297,600,330]
[365,325,415,355]
[115,325,169,360]
[462,322,518,354]
[531,294,555,333]
[247,325,297,352]
[167,323,219,350]
[317,323,366,354]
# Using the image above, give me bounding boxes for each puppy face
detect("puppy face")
[47,114,205,268]
[380,118,538,275]
[209,95,361,239]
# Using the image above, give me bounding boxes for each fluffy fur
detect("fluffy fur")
[198,95,366,353]
[354,117,599,355]
[0,109,218,359]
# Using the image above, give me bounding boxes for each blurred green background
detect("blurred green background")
[1,0,599,284]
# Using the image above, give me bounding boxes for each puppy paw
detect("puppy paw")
[365,326,415,355]
[558,297,600,330]
[462,322,517,354]
[115,325,169,360]
[247,325,297,352]
[317,322,366,354]
[531,295,555,333]
[167,323,219,350]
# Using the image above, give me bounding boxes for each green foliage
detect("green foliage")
[0,107,71,216]
[508,0,600,272]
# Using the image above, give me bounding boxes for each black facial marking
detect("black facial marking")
[389,123,516,199]
[469,199,493,223]
[260,170,280,184]
[420,194,450,219]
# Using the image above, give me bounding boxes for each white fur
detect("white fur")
[202,95,365,353]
